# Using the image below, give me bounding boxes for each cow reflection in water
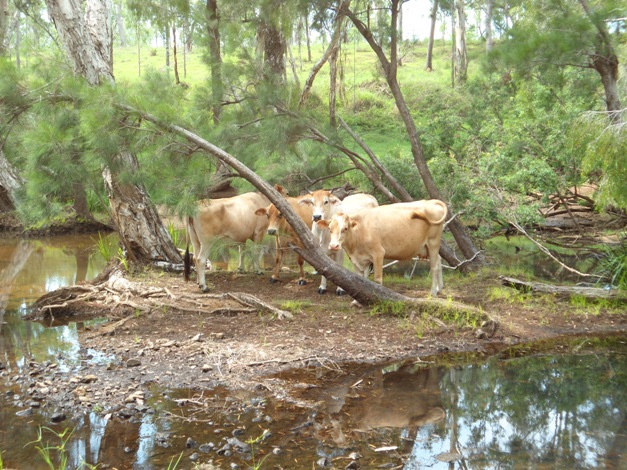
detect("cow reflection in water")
[318,364,445,446]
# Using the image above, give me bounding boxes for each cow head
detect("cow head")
[299,190,341,223]
[318,212,355,251]
[256,204,283,236]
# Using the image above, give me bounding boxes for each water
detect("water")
[0,234,625,469]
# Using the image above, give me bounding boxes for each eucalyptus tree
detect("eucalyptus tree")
[0,0,23,212]
[42,0,181,264]
[343,0,485,268]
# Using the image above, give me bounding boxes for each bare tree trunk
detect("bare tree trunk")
[172,24,180,84]
[304,12,311,62]
[206,0,223,124]
[578,0,622,121]
[345,1,485,269]
[299,1,348,107]
[0,0,9,56]
[329,41,340,127]
[44,0,181,264]
[454,0,468,85]
[426,0,438,71]
[485,0,493,52]
[114,1,127,47]
[0,150,22,212]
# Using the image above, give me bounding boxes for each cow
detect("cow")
[184,189,287,292]
[255,191,313,285]
[317,199,448,297]
[298,190,378,294]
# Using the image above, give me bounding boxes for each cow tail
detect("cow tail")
[184,217,192,282]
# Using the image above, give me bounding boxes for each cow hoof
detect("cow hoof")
[269,277,279,284]
[317,288,327,295]
[298,279,307,286]
[201,286,210,293]
[350,300,363,308]
[336,289,346,296]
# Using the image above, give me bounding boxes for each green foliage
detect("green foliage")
[595,236,627,290]
[27,427,78,470]
[369,300,408,317]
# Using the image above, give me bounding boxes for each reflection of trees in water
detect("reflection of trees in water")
[433,351,627,468]
[0,241,36,370]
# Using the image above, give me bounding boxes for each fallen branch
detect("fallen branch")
[508,220,602,279]
[226,292,294,320]
[499,276,627,300]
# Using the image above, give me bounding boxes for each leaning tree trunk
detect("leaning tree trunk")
[345,1,485,269]
[44,0,181,264]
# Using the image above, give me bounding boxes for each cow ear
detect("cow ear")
[298,198,313,206]
[316,219,330,229]
[255,208,267,216]
[329,195,341,205]
[350,220,359,229]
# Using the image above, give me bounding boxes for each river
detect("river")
[0,234,625,469]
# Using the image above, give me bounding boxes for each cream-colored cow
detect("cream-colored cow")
[298,190,378,294]
[318,200,447,297]
[255,193,313,285]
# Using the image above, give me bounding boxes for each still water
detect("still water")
[0,234,625,469]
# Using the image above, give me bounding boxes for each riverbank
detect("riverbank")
[13,260,625,424]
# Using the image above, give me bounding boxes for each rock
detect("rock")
[226,437,250,454]
[202,364,212,373]
[29,401,41,409]
[126,358,142,368]
[81,375,98,383]
[186,437,198,448]
[16,408,33,417]
[345,461,359,470]
[50,412,67,423]
[317,457,330,467]
[189,453,199,462]
[199,443,214,453]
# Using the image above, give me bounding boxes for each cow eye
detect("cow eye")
[278,213,283,219]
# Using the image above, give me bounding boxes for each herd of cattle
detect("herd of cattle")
[183,185,448,299]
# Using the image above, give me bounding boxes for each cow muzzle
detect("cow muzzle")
[312,214,322,222]
[267,228,277,235]
[328,243,340,252]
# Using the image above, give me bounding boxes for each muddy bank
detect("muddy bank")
[6,259,623,428]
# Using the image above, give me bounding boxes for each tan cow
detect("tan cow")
[318,199,448,297]
[184,191,273,292]
[298,190,378,294]
[255,192,313,285]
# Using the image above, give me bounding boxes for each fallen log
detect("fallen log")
[499,276,627,301]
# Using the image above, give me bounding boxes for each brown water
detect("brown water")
[1,234,625,469]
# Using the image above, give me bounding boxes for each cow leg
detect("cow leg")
[318,275,328,294]
[372,253,385,285]
[334,249,346,296]
[196,244,211,293]
[236,245,245,273]
[297,254,307,286]
[270,236,282,283]
[430,253,443,296]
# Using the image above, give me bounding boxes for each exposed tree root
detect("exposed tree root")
[28,266,293,325]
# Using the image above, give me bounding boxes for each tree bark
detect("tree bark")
[485,0,493,53]
[0,150,23,212]
[206,0,223,124]
[578,0,622,121]
[0,0,8,56]
[345,1,485,269]
[45,0,181,264]
[172,24,180,84]
[425,0,438,71]
[454,0,468,85]
[114,1,127,47]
